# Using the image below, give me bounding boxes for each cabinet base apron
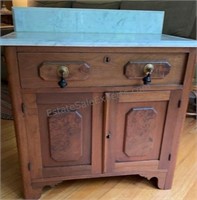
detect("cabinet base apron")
[27,171,167,199]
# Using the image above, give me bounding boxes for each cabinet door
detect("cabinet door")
[24,93,102,179]
[103,91,176,173]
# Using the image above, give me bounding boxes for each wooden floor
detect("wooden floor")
[1,117,197,200]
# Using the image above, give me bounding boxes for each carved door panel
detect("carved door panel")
[103,91,170,173]
[24,92,101,178]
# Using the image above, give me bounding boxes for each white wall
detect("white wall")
[12,0,28,7]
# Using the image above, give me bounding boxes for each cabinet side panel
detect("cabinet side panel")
[164,48,197,189]
[5,47,43,199]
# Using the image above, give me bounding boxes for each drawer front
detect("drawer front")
[18,52,187,88]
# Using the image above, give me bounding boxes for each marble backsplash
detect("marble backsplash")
[13,7,164,34]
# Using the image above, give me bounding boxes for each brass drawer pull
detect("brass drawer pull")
[142,64,154,85]
[57,66,69,88]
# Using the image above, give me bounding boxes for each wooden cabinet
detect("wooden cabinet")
[5,46,196,199]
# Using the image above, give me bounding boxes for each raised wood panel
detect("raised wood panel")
[124,107,157,157]
[48,111,83,162]
[124,60,171,79]
[38,105,91,167]
[115,101,167,162]
[39,61,90,81]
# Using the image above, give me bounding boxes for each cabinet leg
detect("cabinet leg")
[139,171,168,189]
[23,185,43,200]
[162,172,174,190]
[154,172,173,190]
[23,180,63,199]
[157,176,167,189]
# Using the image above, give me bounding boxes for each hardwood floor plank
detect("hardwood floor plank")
[183,182,197,200]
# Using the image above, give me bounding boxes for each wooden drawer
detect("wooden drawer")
[17,52,187,88]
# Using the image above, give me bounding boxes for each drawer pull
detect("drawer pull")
[57,66,69,88]
[144,63,154,74]
[142,64,154,85]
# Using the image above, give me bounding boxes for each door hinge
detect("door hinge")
[21,103,25,113]
[168,154,171,161]
[178,100,181,108]
[28,162,31,171]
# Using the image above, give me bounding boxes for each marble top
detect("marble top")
[0,7,196,47]
[1,32,197,47]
